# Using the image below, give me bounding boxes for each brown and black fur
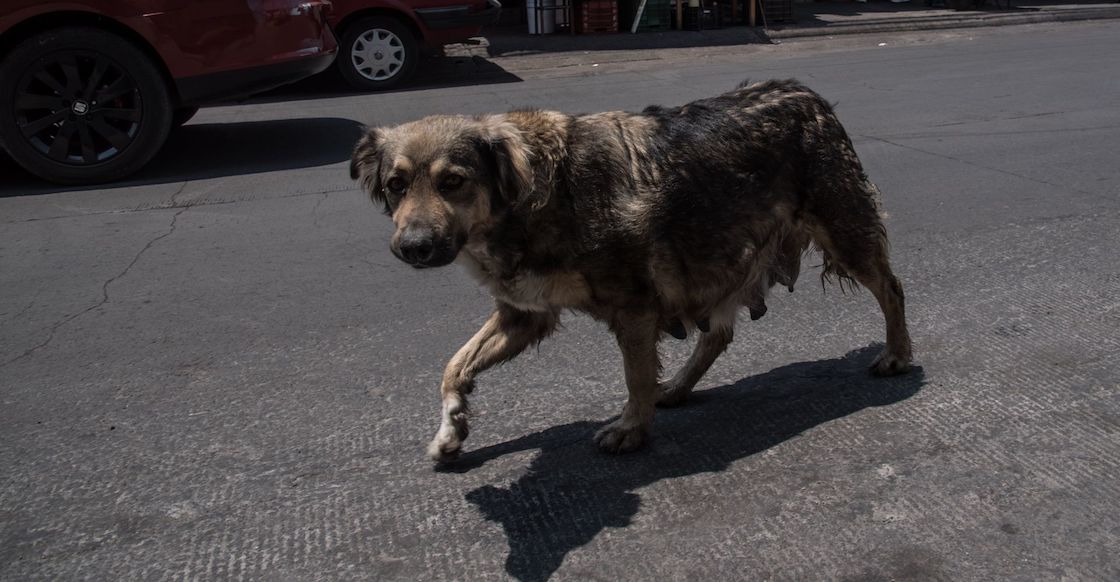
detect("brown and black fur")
[349,79,913,462]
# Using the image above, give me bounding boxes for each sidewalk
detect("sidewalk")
[447,0,1120,56]
[767,0,1120,38]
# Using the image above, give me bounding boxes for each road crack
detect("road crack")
[2,294,39,325]
[311,192,329,229]
[1,204,190,368]
[3,184,355,226]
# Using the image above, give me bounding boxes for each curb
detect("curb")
[765,7,1120,39]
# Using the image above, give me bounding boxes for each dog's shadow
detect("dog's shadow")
[442,346,926,582]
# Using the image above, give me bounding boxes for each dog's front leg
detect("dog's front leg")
[428,303,558,462]
[595,311,660,454]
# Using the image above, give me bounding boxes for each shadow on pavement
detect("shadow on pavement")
[244,55,522,106]
[0,117,364,197]
[443,345,925,582]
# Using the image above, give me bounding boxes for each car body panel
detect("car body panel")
[143,0,336,78]
[329,0,498,47]
[0,0,337,104]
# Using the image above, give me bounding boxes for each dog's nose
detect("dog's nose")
[398,227,436,266]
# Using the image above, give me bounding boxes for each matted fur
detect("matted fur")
[350,79,913,461]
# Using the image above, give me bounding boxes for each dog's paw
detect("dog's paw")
[594,420,648,454]
[427,412,469,463]
[427,434,463,463]
[656,383,690,408]
[870,350,912,376]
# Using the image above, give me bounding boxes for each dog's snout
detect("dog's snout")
[398,226,437,266]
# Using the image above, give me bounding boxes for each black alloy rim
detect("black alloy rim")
[14,50,142,165]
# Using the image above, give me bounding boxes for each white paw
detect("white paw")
[427,409,469,463]
[427,433,462,462]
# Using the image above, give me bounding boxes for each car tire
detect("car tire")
[0,27,173,185]
[172,106,199,129]
[337,17,419,91]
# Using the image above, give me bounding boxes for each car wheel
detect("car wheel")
[0,27,172,185]
[337,17,419,91]
[172,106,199,129]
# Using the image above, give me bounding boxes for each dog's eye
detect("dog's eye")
[440,175,464,192]
[386,176,406,194]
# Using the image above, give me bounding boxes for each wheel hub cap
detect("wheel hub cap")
[71,100,90,116]
[351,28,405,82]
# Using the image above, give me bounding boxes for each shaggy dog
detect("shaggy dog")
[349,79,913,461]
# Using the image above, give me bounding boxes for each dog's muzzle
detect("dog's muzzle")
[393,225,457,268]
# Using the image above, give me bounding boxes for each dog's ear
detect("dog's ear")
[481,117,544,211]
[350,128,390,213]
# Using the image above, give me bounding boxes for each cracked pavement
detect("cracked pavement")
[2,20,1119,581]
[2,204,189,367]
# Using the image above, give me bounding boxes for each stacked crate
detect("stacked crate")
[577,0,619,33]
[718,1,740,26]
[632,0,673,31]
[684,3,722,30]
[762,0,793,22]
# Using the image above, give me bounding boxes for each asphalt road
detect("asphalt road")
[2,20,1119,581]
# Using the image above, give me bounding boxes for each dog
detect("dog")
[349,79,913,462]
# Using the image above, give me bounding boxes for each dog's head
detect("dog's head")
[349,115,538,268]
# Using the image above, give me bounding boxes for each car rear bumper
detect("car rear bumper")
[415,0,501,30]
[175,50,335,105]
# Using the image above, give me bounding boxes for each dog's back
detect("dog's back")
[525,80,879,334]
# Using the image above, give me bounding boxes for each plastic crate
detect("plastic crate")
[683,5,722,30]
[762,0,793,22]
[623,0,673,31]
[718,1,742,26]
[577,0,619,33]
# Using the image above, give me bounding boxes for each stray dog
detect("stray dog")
[350,79,913,462]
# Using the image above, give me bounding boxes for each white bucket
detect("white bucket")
[527,0,557,34]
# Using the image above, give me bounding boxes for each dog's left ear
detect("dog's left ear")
[350,128,389,212]
[482,117,545,211]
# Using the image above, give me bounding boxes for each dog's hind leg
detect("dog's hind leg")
[657,304,737,407]
[595,310,661,453]
[427,303,558,462]
[860,266,912,376]
[807,183,913,376]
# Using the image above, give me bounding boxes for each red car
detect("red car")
[0,0,337,185]
[329,0,500,90]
